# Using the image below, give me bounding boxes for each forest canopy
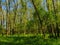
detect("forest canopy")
[0,0,60,38]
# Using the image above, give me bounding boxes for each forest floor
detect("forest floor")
[0,34,60,45]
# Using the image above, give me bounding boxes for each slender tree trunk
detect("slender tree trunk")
[12,0,18,34]
[52,0,59,37]
[6,0,10,35]
[31,0,42,34]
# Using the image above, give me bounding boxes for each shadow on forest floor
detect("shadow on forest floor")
[0,35,59,45]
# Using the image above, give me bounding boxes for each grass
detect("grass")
[0,34,59,45]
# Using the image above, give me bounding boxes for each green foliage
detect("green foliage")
[0,35,59,45]
[0,1,60,45]
[0,25,2,30]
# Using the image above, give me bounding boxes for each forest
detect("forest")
[0,0,60,45]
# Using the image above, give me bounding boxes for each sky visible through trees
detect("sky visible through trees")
[0,0,60,45]
[2,0,33,10]
[2,0,47,10]
[0,0,60,38]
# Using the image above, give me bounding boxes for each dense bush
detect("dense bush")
[0,35,59,45]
